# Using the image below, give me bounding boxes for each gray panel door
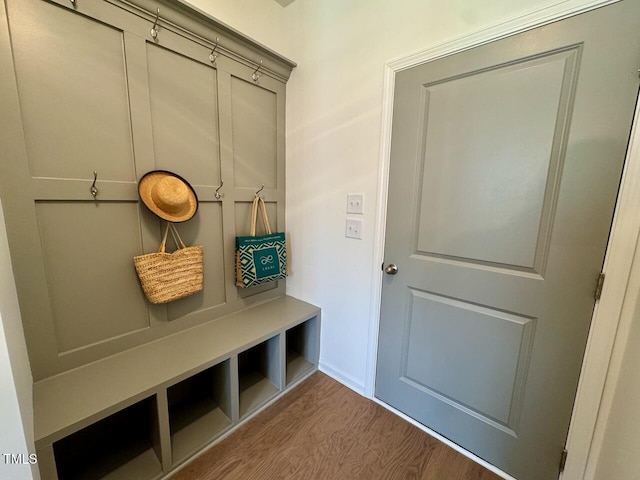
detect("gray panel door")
[375,3,640,480]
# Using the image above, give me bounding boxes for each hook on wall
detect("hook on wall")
[252,59,263,82]
[209,37,219,64]
[215,180,224,200]
[150,8,160,40]
[90,171,98,198]
[255,184,265,199]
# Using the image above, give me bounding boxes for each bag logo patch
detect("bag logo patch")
[253,246,281,279]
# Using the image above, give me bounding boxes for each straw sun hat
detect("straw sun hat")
[138,170,198,222]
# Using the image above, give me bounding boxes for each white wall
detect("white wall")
[0,199,37,480]
[181,0,289,57]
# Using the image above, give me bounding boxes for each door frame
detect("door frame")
[364,0,640,478]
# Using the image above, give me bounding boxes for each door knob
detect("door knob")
[385,264,399,275]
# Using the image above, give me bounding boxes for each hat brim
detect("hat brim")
[138,170,199,222]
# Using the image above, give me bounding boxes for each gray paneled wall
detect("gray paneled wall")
[0,0,293,380]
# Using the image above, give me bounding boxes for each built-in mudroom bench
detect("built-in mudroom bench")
[34,296,320,479]
[0,0,315,478]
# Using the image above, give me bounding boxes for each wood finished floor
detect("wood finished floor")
[170,372,503,480]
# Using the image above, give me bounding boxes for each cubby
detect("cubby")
[238,336,281,419]
[167,360,232,465]
[286,317,319,386]
[35,296,320,480]
[52,396,162,480]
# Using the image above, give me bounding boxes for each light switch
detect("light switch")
[345,218,363,240]
[346,193,364,214]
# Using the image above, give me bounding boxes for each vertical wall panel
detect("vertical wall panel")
[7,0,135,181]
[147,43,221,187]
[35,202,149,352]
[230,78,277,188]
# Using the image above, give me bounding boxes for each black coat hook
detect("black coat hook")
[90,171,98,198]
[252,59,263,82]
[215,180,224,200]
[150,8,160,40]
[209,38,219,64]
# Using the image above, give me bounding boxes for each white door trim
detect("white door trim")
[364,1,639,478]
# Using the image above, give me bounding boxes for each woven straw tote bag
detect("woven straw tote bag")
[134,222,203,304]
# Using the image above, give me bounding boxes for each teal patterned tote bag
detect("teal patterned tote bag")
[236,196,287,288]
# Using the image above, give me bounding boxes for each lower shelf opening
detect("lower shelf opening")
[286,317,318,386]
[238,336,281,418]
[53,396,161,480]
[168,360,232,465]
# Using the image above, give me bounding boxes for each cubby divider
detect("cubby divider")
[238,335,282,418]
[52,396,162,480]
[167,360,233,465]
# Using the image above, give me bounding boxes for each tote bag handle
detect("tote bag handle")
[250,196,272,236]
[158,222,188,253]
[158,223,171,253]
[168,222,187,249]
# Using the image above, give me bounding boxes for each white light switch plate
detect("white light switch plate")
[345,218,363,239]
[346,193,364,214]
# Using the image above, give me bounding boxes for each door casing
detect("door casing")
[363,1,640,479]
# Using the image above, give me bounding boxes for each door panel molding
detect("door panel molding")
[365,1,636,479]
[413,47,581,275]
[400,288,536,436]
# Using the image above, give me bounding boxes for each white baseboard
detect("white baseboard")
[318,361,366,396]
